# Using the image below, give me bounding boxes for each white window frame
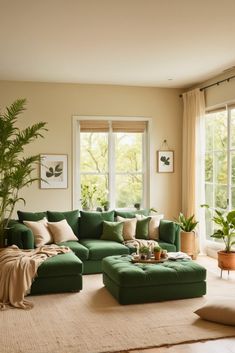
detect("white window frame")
[72,116,151,210]
[203,103,235,253]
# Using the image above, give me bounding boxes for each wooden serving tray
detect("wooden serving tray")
[131,256,168,264]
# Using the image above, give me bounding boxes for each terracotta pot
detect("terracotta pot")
[218,250,235,270]
[154,251,161,260]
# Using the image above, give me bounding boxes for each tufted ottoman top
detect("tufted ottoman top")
[102,255,206,288]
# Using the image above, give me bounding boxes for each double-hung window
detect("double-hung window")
[73,118,149,210]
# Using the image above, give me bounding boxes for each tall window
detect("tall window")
[204,106,235,240]
[75,119,148,210]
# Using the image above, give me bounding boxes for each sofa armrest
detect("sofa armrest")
[159,220,180,251]
[7,221,35,249]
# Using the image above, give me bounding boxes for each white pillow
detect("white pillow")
[116,216,137,241]
[47,219,78,244]
[23,217,53,247]
[194,299,235,326]
[136,214,164,240]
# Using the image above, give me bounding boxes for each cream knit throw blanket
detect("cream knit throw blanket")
[0,245,71,310]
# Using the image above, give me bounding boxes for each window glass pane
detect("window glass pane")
[115,174,142,208]
[214,151,227,184]
[215,185,227,209]
[205,208,214,241]
[205,111,227,151]
[115,133,142,172]
[231,109,235,147]
[205,116,214,151]
[80,174,108,210]
[232,152,235,185]
[205,183,213,206]
[80,133,108,172]
[205,153,213,182]
[232,187,235,209]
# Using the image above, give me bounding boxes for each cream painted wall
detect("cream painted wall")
[0,81,183,219]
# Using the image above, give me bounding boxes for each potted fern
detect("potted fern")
[0,99,47,247]
[175,212,198,258]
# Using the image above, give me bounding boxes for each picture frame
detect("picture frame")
[40,154,68,189]
[157,150,174,173]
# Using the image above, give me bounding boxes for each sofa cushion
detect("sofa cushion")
[18,211,47,222]
[159,220,176,244]
[79,211,115,239]
[80,239,129,260]
[115,209,149,219]
[47,219,78,243]
[136,214,164,240]
[116,216,137,241]
[23,218,53,247]
[158,241,176,252]
[36,252,83,278]
[47,210,79,236]
[100,221,124,243]
[194,299,235,326]
[135,217,150,239]
[59,241,89,261]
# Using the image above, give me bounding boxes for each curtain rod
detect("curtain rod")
[179,74,235,98]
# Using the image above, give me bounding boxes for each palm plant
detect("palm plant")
[0,99,47,246]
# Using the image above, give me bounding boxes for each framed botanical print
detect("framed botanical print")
[157,150,174,173]
[40,154,68,189]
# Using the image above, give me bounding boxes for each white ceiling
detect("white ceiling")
[1,0,235,88]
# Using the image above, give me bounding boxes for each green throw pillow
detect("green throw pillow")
[17,211,47,223]
[159,220,176,244]
[47,210,79,236]
[100,221,124,243]
[79,210,115,239]
[115,209,150,219]
[136,217,151,239]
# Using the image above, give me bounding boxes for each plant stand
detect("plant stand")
[218,250,235,278]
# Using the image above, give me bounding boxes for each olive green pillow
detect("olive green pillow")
[47,210,79,236]
[100,221,124,243]
[136,217,151,239]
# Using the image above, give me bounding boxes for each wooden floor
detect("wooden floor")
[128,338,235,353]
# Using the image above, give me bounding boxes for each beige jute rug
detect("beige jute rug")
[1,256,235,353]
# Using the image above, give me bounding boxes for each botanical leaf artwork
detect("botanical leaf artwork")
[160,156,170,166]
[46,163,63,178]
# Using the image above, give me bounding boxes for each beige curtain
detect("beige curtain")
[182,88,205,218]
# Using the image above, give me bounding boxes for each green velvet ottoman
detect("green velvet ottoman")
[30,252,83,295]
[102,255,206,305]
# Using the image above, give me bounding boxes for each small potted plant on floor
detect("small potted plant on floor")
[153,246,162,260]
[175,212,198,258]
[208,208,235,271]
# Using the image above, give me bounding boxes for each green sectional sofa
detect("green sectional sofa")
[7,209,180,293]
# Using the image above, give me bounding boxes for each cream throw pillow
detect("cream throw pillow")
[47,219,78,244]
[194,299,235,326]
[116,216,137,241]
[23,218,53,247]
[136,214,164,240]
